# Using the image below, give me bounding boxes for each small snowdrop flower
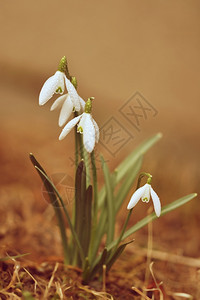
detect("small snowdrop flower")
[59,97,99,153]
[127,179,161,217]
[39,57,82,115]
[50,93,85,127]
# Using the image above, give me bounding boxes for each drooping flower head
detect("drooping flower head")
[127,175,161,217]
[39,57,85,124]
[59,97,99,153]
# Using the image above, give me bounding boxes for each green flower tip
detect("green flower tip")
[85,97,95,113]
[58,56,67,73]
[71,76,77,89]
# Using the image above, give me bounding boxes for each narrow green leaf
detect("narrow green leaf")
[82,257,90,283]
[98,133,162,208]
[29,153,69,264]
[101,155,115,245]
[74,161,86,266]
[106,240,134,271]
[91,156,142,262]
[115,156,143,212]
[115,133,162,183]
[82,185,93,256]
[31,158,84,265]
[107,193,197,251]
[89,200,107,263]
[86,248,108,282]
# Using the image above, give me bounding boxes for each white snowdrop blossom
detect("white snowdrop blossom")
[39,70,66,106]
[50,93,85,127]
[59,98,99,153]
[39,57,84,119]
[127,183,161,217]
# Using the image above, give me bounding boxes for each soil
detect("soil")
[0,167,199,299]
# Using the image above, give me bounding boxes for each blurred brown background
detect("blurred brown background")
[0,1,199,259]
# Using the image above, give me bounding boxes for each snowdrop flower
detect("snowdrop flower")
[39,56,82,114]
[50,93,85,127]
[59,98,99,153]
[127,183,161,217]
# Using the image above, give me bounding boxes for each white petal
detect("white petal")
[127,184,146,209]
[150,187,161,217]
[141,183,151,202]
[39,74,58,105]
[65,76,80,111]
[59,115,82,140]
[82,114,95,153]
[39,71,65,106]
[79,97,86,111]
[50,94,68,111]
[92,118,100,143]
[77,112,87,132]
[59,96,73,127]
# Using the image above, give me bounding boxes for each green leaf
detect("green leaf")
[115,156,143,212]
[82,185,93,256]
[106,240,134,272]
[115,133,162,183]
[98,133,162,208]
[85,248,108,282]
[101,155,115,245]
[74,161,86,266]
[34,164,85,266]
[91,156,142,262]
[29,153,69,264]
[107,193,197,251]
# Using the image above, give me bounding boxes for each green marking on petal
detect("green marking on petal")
[78,126,83,133]
[56,87,63,94]
[142,197,149,203]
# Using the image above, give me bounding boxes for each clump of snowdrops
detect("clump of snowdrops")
[30,56,197,283]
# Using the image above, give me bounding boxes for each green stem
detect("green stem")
[77,134,90,187]
[111,209,132,256]
[88,151,98,260]
[74,112,79,169]
[90,151,98,221]
[77,133,84,160]
[138,172,152,186]
[108,172,145,258]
